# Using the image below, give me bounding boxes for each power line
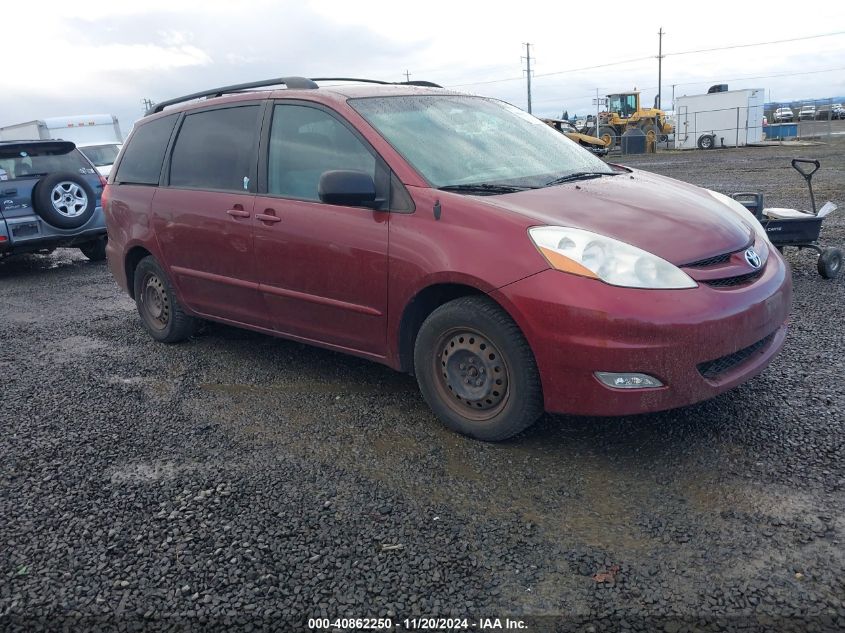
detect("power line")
[443,30,845,88]
[446,56,652,87]
[528,66,845,112]
[664,30,845,57]
[655,66,845,92]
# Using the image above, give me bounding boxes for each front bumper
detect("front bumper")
[491,254,792,416]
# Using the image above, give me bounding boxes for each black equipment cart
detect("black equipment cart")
[732,158,842,279]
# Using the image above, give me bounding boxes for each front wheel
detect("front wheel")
[133,256,198,343]
[818,247,842,279]
[414,296,543,441]
[598,126,616,147]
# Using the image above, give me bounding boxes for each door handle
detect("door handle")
[226,208,251,218]
[256,209,282,224]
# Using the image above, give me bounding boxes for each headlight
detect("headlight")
[707,189,770,244]
[528,226,697,289]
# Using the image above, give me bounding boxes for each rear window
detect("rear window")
[114,114,178,185]
[0,144,94,182]
[80,144,121,167]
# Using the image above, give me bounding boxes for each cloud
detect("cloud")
[1,0,843,133]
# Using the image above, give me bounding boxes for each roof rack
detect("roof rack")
[146,76,444,116]
[147,77,320,115]
[312,77,443,88]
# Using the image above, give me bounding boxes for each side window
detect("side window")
[169,105,260,192]
[114,114,177,185]
[268,104,376,201]
[625,95,637,117]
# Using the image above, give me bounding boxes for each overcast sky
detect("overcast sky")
[2,0,843,136]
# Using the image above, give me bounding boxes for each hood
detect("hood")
[480,169,753,265]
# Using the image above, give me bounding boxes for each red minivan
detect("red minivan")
[104,77,791,441]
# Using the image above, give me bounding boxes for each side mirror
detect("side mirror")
[318,170,376,207]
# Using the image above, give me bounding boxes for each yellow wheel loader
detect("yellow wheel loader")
[591,92,673,147]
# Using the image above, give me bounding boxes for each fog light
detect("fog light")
[595,372,663,389]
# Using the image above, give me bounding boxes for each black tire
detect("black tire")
[639,121,659,141]
[79,236,107,261]
[818,247,842,280]
[32,172,96,229]
[697,134,715,150]
[413,296,543,441]
[598,126,617,147]
[133,256,197,343]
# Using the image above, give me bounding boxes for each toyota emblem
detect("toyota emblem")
[745,248,762,269]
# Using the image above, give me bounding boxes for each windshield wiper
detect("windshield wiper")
[544,171,616,187]
[438,183,532,195]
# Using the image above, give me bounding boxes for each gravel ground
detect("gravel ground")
[1,138,844,632]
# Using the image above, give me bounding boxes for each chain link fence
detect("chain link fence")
[766,98,841,139]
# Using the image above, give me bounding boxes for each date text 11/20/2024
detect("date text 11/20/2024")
[308,617,528,630]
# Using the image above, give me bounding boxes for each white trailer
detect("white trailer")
[0,114,123,145]
[674,89,765,150]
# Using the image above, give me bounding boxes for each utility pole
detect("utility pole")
[592,89,607,138]
[657,28,664,110]
[141,98,155,114]
[403,70,411,83]
[522,43,533,114]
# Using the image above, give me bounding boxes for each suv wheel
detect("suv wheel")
[133,256,197,343]
[79,236,107,261]
[414,296,543,441]
[32,172,97,229]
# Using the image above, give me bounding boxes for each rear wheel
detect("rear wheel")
[697,134,715,150]
[414,296,543,441]
[133,256,197,343]
[818,247,842,279]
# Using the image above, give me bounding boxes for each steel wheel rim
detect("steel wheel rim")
[434,328,510,421]
[140,273,170,330]
[51,181,88,217]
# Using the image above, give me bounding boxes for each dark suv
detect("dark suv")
[104,76,790,441]
[0,140,107,260]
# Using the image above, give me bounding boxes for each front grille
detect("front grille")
[702,270,763,288]
[697,333,776,380]
[684,252,732,268]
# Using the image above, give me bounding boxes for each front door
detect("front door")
[253,102,389,357]
[152,103,270,328]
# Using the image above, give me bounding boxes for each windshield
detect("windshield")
[349,95,612,188]
[79,143,121,167]
[0,145,95,181]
